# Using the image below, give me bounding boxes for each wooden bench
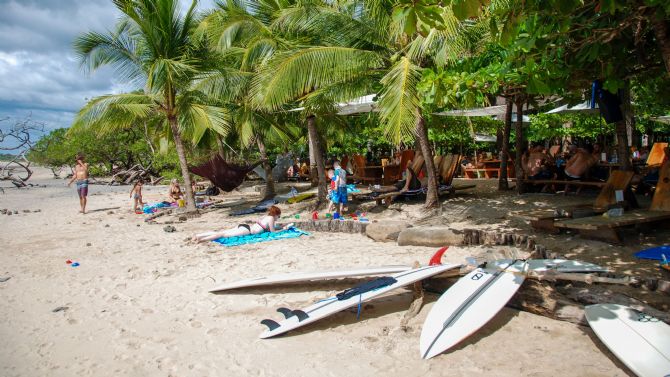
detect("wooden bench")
[553,162,670,243]
[516,171,635,233]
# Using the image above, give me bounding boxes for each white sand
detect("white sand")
[0,168,637,376]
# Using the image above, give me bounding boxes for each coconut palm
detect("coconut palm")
[248,0,485,208]
[73,0,230,211]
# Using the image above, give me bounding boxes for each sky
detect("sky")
[0,0,214,148]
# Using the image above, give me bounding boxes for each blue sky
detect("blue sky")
[0,0,214,148]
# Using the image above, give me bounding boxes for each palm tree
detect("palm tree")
[73,0,230,211]
[249,0,484,208]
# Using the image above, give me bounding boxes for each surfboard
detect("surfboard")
[209,265,413,292]
[585,304,670,377]
[286,193,316,204]
[259,263,460,339]
[420,260,528,359]
[489,259,608,273]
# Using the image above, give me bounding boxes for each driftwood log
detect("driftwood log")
[110,164,163,185]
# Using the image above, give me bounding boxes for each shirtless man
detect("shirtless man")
[523,144,553,179]
[68,153,90,214]
[563,145,596,194]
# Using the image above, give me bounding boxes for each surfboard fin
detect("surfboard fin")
[260,319,280,331]
[292,310,309,322]
[276,307,295,319]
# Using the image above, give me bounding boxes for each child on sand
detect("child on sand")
[327,169,336,213]
[130,180,144,213]
[333,160,348,213]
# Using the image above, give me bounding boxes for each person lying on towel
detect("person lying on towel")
[191,206,289,243]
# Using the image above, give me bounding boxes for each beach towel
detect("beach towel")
[634,245,670,261]
[212,227,309,247]
[143,201,173,214]
[346,184,361,193]
[229,199,278,216]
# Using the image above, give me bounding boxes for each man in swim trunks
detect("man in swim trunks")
[68,153,90,214]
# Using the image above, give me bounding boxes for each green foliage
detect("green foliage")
[427,115,501,154]
[27,127,179,177]
[526,113,613,142]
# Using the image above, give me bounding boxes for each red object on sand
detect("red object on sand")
[428,247,449,266]
[312,211,319,220]
[66,260,73,264]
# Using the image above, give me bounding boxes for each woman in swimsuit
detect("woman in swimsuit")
[168,179,183,202]
[191,206,288,243]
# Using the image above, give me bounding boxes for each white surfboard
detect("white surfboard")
[259,263,460,339]
[209,266,413,292]
[585,304,670,377]
[420,260,528,359]
[490,259,608,273]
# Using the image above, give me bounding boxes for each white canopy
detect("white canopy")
[545,101,599,114]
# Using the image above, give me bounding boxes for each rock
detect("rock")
[107,210,114,215]
[86,242,92,247]
[13,210,18,214]
[52,306,69,313]
[178,215,188,222]
[33,209,41,213]
[1,209,6,214]
[7,212,12,216]
[397,226,464,247]
[163,225,176,233]
[365,221,412,242]
[22,210,30,213]
[104,224,110,228]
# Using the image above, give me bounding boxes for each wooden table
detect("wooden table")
[463,160,515,179]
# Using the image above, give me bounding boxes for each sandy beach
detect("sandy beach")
[1,167,667,376]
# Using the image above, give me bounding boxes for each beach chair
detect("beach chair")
[355,154,426,205]
[351,154,383,184]
[383,150,415,185]
[515,170,635,233]
[646,143,668,167]
[551,163,670,243]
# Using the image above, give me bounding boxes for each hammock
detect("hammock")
[189,155,264,192]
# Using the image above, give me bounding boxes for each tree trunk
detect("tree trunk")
[617,82,633,171]
[306,115,327,207]
[168,115,196,211]
[498,98,513,191]
[308,127,318,186]
[216,136,226,159]
[514,98,525,194]
[416,116,439,208]
[652,17,670,75]
[256,135,276,200]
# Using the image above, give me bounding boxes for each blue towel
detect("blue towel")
[634,245,670,261]
[346,184,361,193]
[212,227,309,247]
[143,202,172,214]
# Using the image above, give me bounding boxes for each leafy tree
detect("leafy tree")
[73,0,230,211]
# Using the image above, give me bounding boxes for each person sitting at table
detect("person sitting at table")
[564,145,596,194]
[523,143,553,180]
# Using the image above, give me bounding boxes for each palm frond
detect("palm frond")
[250,46,384,111]
[377,56,422,143]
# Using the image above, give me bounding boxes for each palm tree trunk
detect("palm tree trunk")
[416,116,439,208]
[306,115,327,206]
[308,128,318,186]
[514,98,525,194]
[168,115,196,211]
[256,135,276,200]
[498,98,513,191]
